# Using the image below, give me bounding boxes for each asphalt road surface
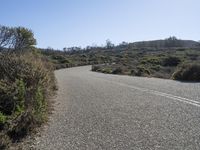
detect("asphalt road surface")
[33,66,200,150]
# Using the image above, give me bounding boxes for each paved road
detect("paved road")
[34,66,200,150]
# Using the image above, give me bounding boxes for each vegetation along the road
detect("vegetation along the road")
[91,41,200,82]
[0,25,56,149]
[40,37,200,81]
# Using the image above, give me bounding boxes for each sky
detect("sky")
[1,0,199,49]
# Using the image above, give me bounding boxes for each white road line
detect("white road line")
[95,77,200,107]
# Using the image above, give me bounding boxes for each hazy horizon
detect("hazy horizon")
[1,0,199,49]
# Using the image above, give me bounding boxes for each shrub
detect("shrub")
[172,64,200,81]
[0,112,6,129]
[34,86,47,123]
[130,69,137,75]
[141,57,161,65]
[92,65,101,71]
[162,56,181,66]
[51,55,70,64]
[0,51,56,144]
[112,67,122,74]
[0,133,10,149]
[150,65,160,71]
[0,80,16,115]
[102,68,112,74]
[16,79,25,114]
[134,66,151,76]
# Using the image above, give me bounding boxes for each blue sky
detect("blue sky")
[1,0,199,49]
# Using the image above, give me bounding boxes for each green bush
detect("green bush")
[0,112,6,128]
[162,56,181,66]
[141,57,161,65]
[34,85,47,123]
[102,68,112,74]
[0,52,56,144]
[16,79,25,114]
[172,64,200,81]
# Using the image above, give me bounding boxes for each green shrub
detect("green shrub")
[16,79,25,114]
[162,56,181,66]
[0,112,6,127]
[34,85,47,123]
[0,52,56,143]
[141,57,161,65]
[102,68,112,74]
[172,64,200,81]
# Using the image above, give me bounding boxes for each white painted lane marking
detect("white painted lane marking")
[94,77,200,107]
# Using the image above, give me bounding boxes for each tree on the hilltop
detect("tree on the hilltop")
[86,46,91,50]
[67,47,81,51]
[63,47,67,52]
[119,41,128,47]
[165,36,181,47]
[106,39,114,49]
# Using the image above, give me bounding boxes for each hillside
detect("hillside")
[40,37,200,81]
[130,37,199,48]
